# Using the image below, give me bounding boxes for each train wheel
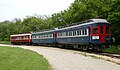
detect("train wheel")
[82,46,88,51]
[73,45,78,49]
[88,45,94,51]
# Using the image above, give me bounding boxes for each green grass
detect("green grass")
[103,45,120,54]
[0,41,11,44]
[0,46,52,70]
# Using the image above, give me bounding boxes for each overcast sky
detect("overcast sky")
[0,0,74,22]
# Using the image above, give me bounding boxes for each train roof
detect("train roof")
[91,19,108,23]
[32,19,109,34]
[10,33,31,37]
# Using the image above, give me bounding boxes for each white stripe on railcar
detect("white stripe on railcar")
[10,33,31,37]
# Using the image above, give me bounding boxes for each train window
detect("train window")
[27,36,29,39]
[106,26,110,34]
[66,32,68,36]
[77,30,81,35]
[82,30,85,35]
[52,34,53,37]
[48,35,49,37]
[39,36,40,38]
[85,29,87,35]
[32,36,34,38]
[61,33,62,37]
[58,33,60,37]
[48,35,50,37]
[35,36,37,38]
[100,26,104,34]
[77,31,80,35]
[80,30,82,35]
[59,33,61,37]
[57,33,59,37]
[45,35,46,38]
[73,31,76,36]
[93,28,98,34]
[61,32,63,37]
[45,35,47,38]
[41,35,43,38]
[75,31,77,36]
[36,36,38,39]
[63,32,66,36]
[71,31,73,36]
[73,31,75,36]
[69,31,72,36]
[50,34,53,38]
[50,34,52,37]
[44,35,46,38]
[60,33,62,37]
[50,34,51,37]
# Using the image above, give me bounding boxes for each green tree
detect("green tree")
[107,0,120,44]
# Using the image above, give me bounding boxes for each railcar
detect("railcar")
[55,19,111,50]
[10,33,32,45]
[32,30,55,46]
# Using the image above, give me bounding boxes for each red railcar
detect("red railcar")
[10,33,32,45]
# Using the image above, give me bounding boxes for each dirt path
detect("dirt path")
[0,44,120,70]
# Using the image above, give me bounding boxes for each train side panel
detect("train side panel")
[56,26,90,45]
[32,32,54,45]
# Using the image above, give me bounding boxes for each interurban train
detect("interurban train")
[10,19,111,51]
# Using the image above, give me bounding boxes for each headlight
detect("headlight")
[92,36,99,39]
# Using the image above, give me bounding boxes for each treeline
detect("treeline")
[0,0,120,44]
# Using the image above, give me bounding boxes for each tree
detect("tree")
[107,0,120,44]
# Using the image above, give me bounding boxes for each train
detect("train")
[10,19,111,51]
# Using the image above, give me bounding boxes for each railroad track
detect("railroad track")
[98,52,120,59]
[60,47,120,59]
[44,46,120,60]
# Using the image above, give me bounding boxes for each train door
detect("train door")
[99,25,110,43]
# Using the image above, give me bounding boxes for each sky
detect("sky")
[0,0,74,22]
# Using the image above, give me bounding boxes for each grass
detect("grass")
[0,41,11,44]
[0,46,52,70]
[103,45,120,54]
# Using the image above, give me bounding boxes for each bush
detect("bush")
[4,38,10,41]
[103,45,120,54]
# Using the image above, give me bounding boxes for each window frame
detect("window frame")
[92,27,99,34]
